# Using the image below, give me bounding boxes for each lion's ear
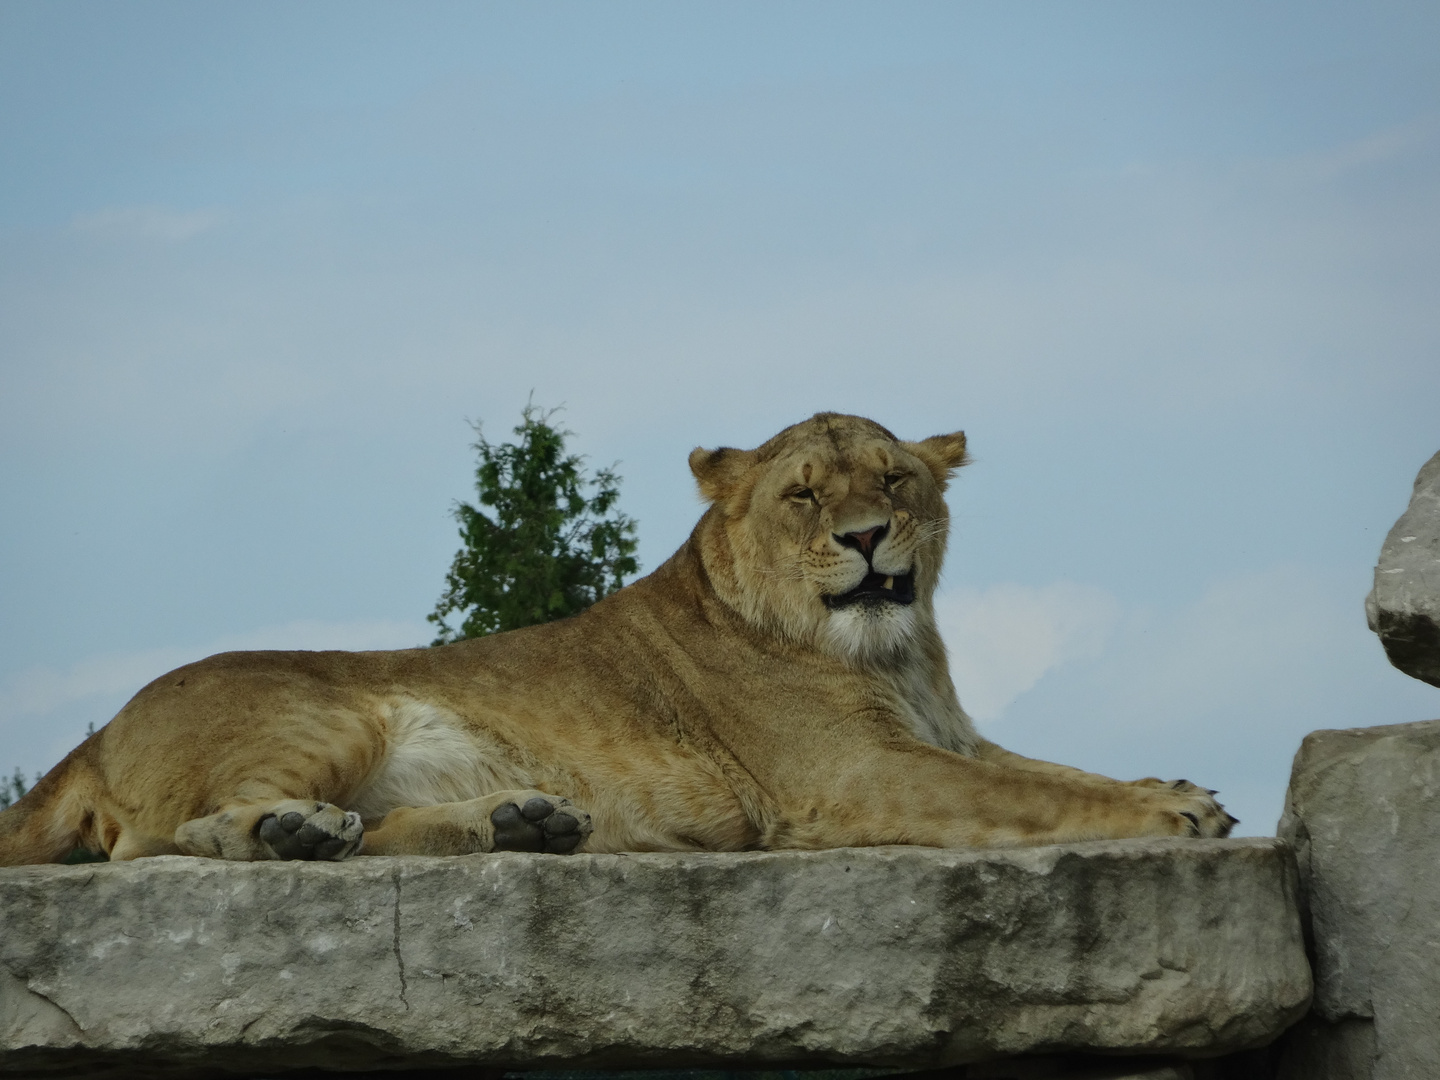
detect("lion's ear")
[906,431,969,489]
[689,446,753,503]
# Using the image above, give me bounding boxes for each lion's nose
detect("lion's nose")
[835,523,888,558]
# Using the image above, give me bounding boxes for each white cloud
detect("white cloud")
[69,205,220,242]
[1101,568,1342,719]
[1286,115,1440,180]
[0,619,429,720]
[983,565,1440,835]
[934,582,1121,723]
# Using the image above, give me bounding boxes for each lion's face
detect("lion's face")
[690,414,968,664]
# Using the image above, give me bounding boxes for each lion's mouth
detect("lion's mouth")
[823,571,915,609]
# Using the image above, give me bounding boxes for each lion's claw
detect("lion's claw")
[1130,777,1235,837]
[1167,787,1235,838]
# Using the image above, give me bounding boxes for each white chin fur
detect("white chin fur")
[820,602,920,665]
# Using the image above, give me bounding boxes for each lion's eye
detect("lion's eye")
[883,472,908,492]
[788,488,817,505]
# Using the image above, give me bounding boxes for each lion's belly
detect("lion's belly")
[346,697,532,821]
[346,695,761,853]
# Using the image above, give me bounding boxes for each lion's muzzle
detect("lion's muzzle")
[822,571,915,609]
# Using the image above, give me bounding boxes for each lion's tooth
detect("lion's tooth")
[883,576,894,590]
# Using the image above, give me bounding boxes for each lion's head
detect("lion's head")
[689,413,968,664]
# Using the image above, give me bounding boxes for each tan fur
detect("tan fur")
[0,413,1233,866]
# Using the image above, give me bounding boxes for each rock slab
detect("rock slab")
[1367,450,1440,687]
[1,840,1310,1078]
[1277,719,1440,1080]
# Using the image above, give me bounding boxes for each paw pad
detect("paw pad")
[259,802,363,861]
[491,796,590,854]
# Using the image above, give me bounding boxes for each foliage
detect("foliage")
[428,405,639,644]
[0,767,32,811]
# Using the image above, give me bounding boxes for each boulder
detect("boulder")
[1,840,1307,1078]
[1276,719,1440,1079]
[1366,450,1440,687]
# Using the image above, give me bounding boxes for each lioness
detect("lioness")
[0,413,1234,866]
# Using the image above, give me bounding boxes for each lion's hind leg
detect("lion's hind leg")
[360,789,593,857]
[175,799,364,861]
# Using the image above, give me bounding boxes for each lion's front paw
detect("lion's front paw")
[1137,779,1238,838]
[258,800,364,860]
[490,794,593,854]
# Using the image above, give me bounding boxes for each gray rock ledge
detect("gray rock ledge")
[1,840,1310,1078]
[1276,719,1440,1079]
[1367,449,1440,688]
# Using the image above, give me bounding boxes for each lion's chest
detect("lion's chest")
[886,663,979,756]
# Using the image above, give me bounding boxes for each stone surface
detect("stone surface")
[0,840,1310,1079]
[1276,719,1440,1080]
[1366,450,1440,688]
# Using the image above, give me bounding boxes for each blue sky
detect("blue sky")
[2,1,1437,834]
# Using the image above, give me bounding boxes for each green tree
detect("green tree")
[0,767,31,811]
[428,405,639,644]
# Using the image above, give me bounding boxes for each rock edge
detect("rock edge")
[2,840,1311,1078]
[1276,719,1440,1079]
[1366,449,1440,687]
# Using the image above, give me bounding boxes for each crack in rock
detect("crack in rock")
[1,964,85,1042]
[391,870,410,1011]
